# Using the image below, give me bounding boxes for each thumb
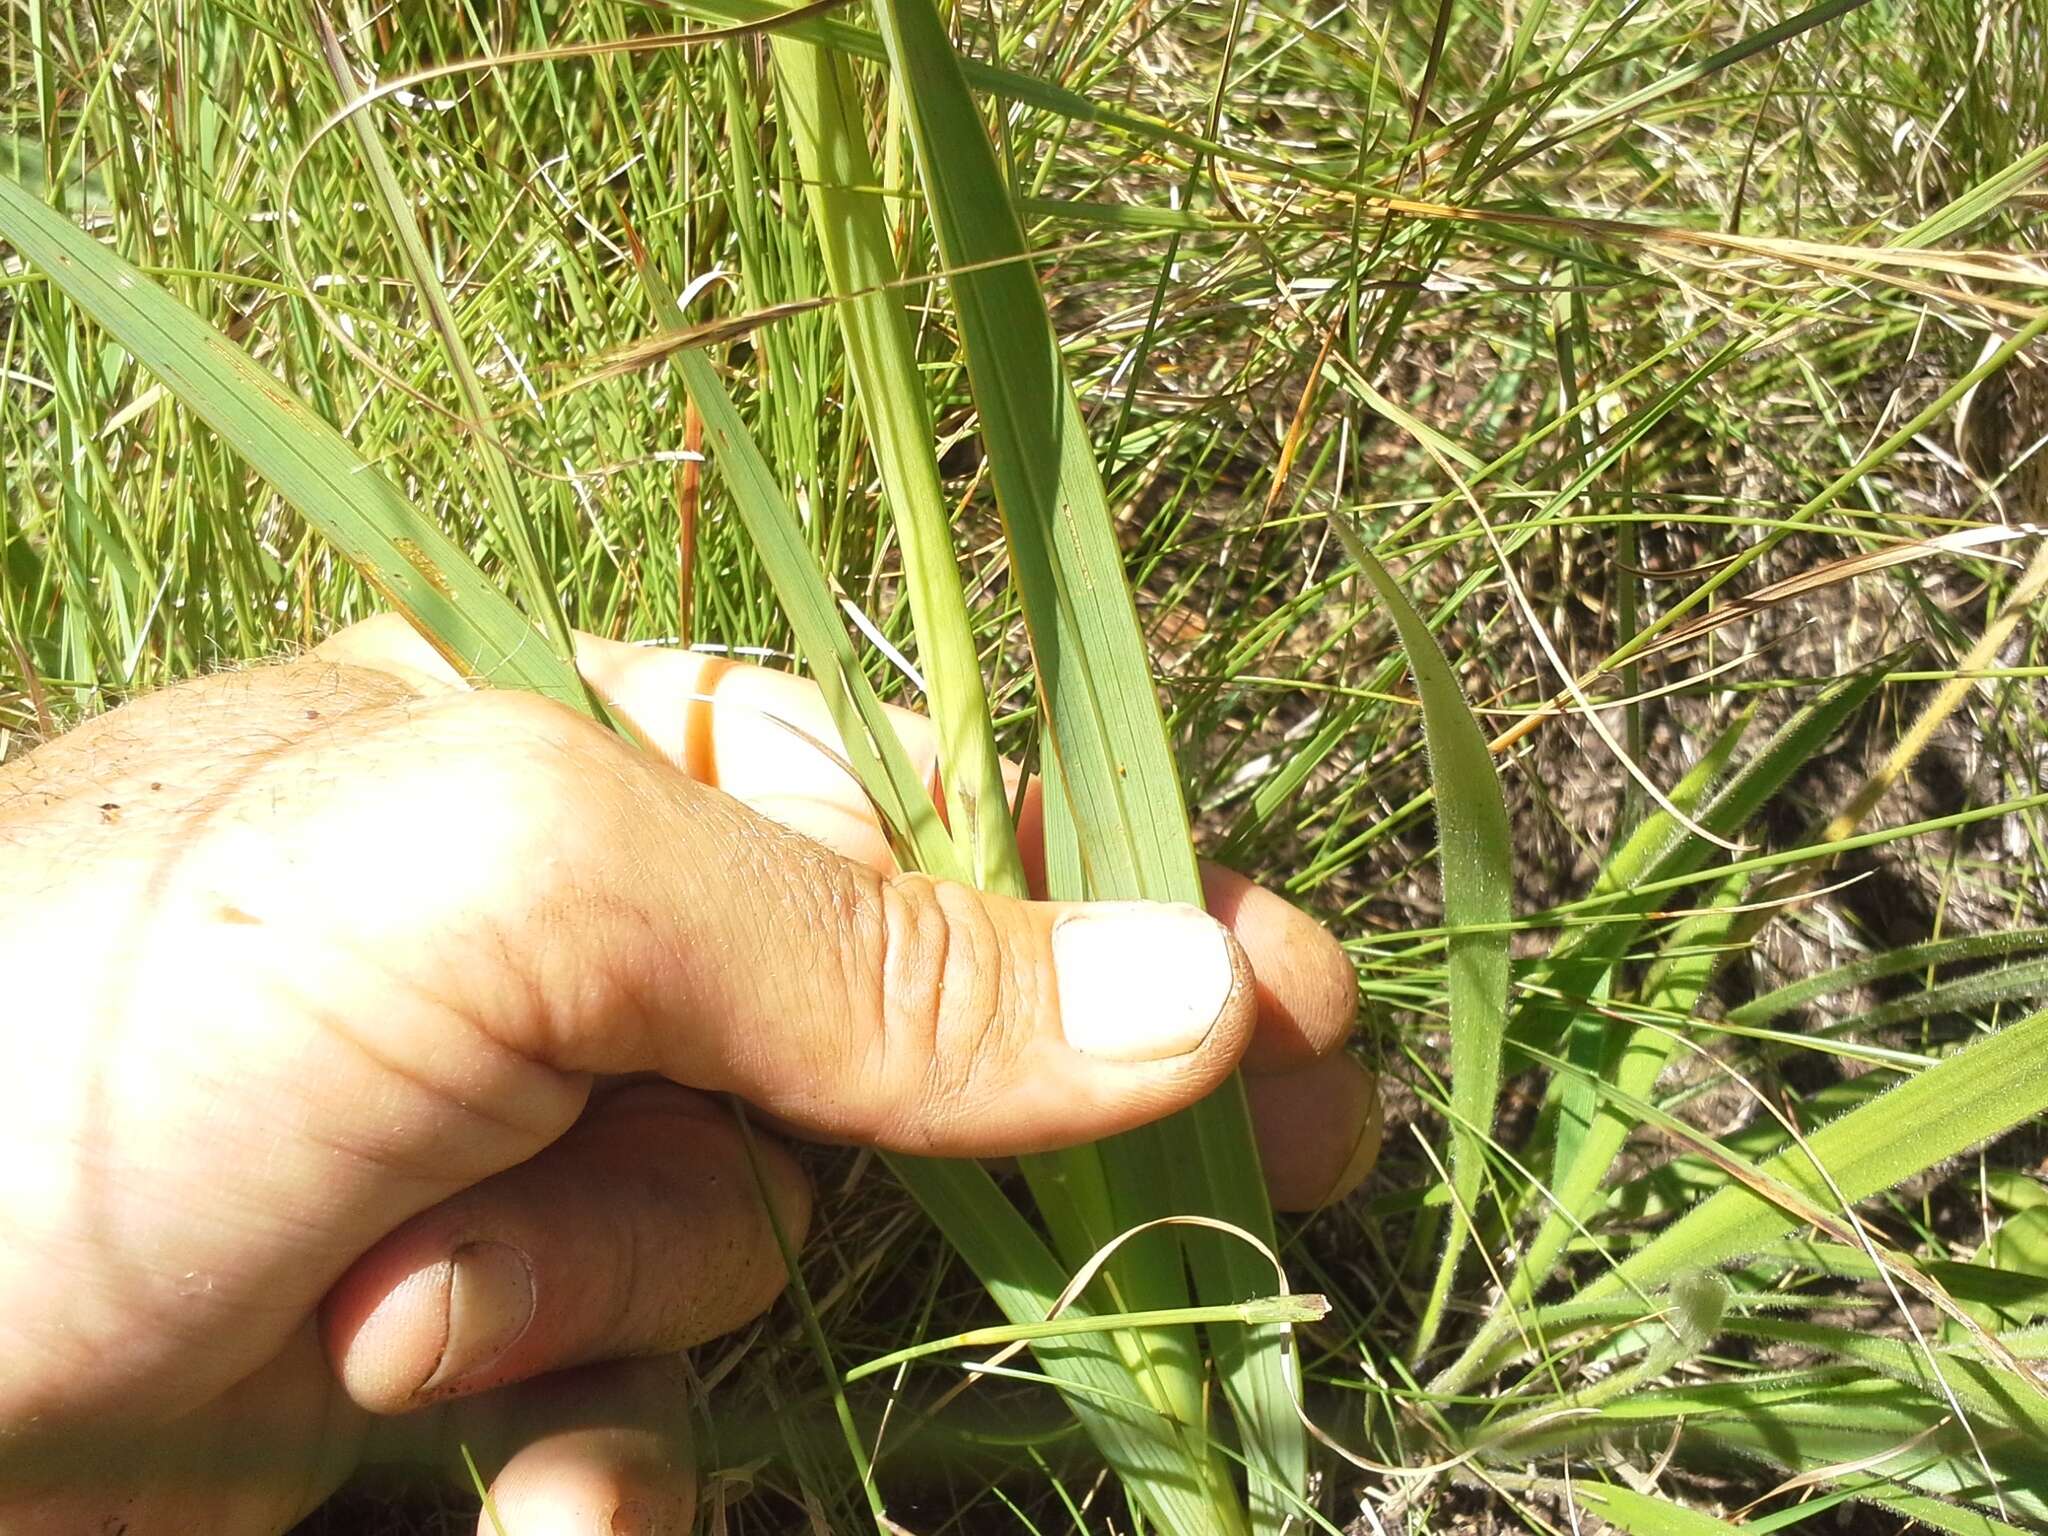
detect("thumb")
[668,869,1256,1156]
[316,690,1260,1158]
[542,749,1258,1157]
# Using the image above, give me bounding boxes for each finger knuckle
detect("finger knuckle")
[458,690,615,791]
[865,875,1021,1145]
[417,692,624,860]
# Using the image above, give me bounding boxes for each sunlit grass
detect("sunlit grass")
[7,0,2048,1529]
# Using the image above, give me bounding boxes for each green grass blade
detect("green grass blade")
[1692,1417,2048,1526]
[1726,1317,2048,1441]
[768,37,1021,896]
[1584,709,1756,907]
[1512,663,1889,1057]
[767,40,1231,1514]
[846,1294,1329,1385]
[673,349,958,880]
[1481,0,1872,180]
[308,8,586,690]
[1748,1241,2048,1327]
[1505,1369,2048,1524]
[0,173,590,712]
[673,341,1239,1532]
[1728,930,2048,1028]
[667,0,1333,200]
[883,1154,1247,1532]
[1798,1481,2038,1536]
[1490,862,1750,1351]
[1330,513,1510,1364]
[1841,957,2048,1037]
[1580,1006,2048,1308]
[1507,715,1751,1226]
[865,0,1197,900]
[1573,1482,1756,1535]
[859,1,1296,1523]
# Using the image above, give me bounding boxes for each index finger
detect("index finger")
[315,617,942,864]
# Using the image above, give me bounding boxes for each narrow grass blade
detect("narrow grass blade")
[673,342,1238,1532]
[1573,1483,1756,1535]
[768,37,1020,895]
[1692,1416,2048,1525]
[1508,1353,2048,1520]
[1729,930,2048,1028]
[1807,1482,2038,1536]
[668,0,1326,196]
[865,0,1199,899]
[1505,1370,2048,1526]
[1580,1006,2048,1307]
[1512,663,1889,1056]
[877,1155,1242,1532]
[1497,863,1748,1332]
[1330,513,1510,1363]
[1841,959,2048,1037]
[1727,1317,2048,1440]
[673,349,957,879]
[0,174,590,712]
[1542,716,1749,1191]
[765,40,1229,1517]
[1481,0,1873,179]
[1436,664,1917,1396]
[1583,710,1756,914]
[1749,1242,2048,1326]
[309,8,584,686]
[859,1,1299,1526]
[846,1294,1330,1385]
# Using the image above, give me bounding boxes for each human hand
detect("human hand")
[0,616,1377,1533]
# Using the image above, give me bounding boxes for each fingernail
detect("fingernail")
[1054,902,1238,1061]
[420,1240,534,1395]
[610,1501,653,1536]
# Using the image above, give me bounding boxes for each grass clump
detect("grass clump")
[7,0,2048,1530]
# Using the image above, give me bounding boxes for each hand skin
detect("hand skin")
[0,616,1380,1535]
